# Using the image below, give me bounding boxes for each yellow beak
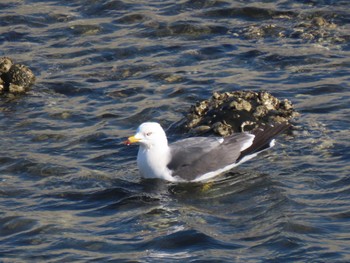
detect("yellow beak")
[124,135,140,145]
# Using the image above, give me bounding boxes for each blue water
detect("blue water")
[1,0,350,262]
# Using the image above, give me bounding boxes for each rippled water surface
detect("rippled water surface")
[1,0,350,262]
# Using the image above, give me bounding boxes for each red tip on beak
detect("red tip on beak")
[123,136,140,146]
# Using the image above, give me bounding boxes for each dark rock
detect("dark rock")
[180,90,298,136]
[0,57,35,94]
[0,57,13,73]
[237,15,342,44]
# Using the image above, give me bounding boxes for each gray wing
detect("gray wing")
[168,134,254,181]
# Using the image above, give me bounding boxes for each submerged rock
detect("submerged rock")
[238,14,343,45]
[0,57,35,94]
[181,90,298,136]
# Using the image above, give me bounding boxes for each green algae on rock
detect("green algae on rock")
[182,91,298,136]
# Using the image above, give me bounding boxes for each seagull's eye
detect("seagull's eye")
[146,132,152,137]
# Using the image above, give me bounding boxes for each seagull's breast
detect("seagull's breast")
[137,146,174,181]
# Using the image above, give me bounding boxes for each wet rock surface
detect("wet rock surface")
[239,14,343,44]
[180,91,298,136]
[0,57,35,94]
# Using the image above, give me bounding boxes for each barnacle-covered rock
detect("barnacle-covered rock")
[0,57,13,73]
[238,15,342,45]
[181,90,298,136]
[0,57,35,94]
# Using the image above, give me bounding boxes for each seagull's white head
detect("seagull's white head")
[124,122,168,149]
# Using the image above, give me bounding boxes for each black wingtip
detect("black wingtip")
[252,122,291,138]
[238,122,290,161]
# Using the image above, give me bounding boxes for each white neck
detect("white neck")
[137,142,175,181]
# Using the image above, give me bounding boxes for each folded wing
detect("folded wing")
[168,133,254,181]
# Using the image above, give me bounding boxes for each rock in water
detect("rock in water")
[181,91,298,136]
[0,57,35,94]
[0,57,13,73]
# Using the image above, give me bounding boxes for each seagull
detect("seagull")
[124,122,289,182]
